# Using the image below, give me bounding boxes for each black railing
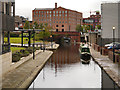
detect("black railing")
[2,44,11,54]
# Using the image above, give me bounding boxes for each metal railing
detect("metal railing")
[2,44,11,54]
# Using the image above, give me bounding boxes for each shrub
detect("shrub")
[26,47,33,54]
[20,50,30,57]
[12,52,21,62]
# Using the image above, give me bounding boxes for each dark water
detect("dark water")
[29,43,119,89]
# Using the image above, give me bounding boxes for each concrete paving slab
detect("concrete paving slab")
[2,50,53,89]
[90,47,120,88]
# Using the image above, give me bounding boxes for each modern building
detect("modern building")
[101,2,120,45]
[32,3,83,32]
[0,0,15,83]
[83,11,101,30]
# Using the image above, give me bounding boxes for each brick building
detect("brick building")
[32,3,83,32]
[83,11,101,29]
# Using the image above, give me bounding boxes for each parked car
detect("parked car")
[107,43,120,50]
[105,42,119,47]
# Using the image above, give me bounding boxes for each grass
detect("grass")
[4,37,43,44]
[11,47,26,53]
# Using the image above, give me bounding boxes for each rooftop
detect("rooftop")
[34,8,54,10]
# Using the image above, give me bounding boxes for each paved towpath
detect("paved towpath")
[2,50,53,89]
[90,47,120,88]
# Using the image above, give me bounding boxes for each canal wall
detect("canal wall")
[90,45,120,88]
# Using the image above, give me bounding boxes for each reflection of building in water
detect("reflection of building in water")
[47,44,80,76]
[48,44,80,66]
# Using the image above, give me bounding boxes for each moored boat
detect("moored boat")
[79,44,91,63]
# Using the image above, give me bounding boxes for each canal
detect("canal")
[29,43,119,89]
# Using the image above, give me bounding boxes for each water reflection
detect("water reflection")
[29,43,119,89]
[29,43,101,88]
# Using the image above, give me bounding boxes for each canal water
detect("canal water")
[29,43,119,89]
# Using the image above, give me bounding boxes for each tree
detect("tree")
[34,22,39,29]
[39,23,44,29]
[97,25,101,29]
[76,24,83,32]
[23,21,30,29]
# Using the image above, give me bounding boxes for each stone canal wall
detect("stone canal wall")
[91,43,120,88]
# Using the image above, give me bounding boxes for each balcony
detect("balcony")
[1,14,15,31]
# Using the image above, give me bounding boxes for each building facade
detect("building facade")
[0,0,15,85]
[83,11,101,30]
[101,2,120,45]
[32,3,83,32]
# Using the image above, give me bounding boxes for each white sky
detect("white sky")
[15,0,119,20]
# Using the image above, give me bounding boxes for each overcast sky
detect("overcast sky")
[15,0,119,20]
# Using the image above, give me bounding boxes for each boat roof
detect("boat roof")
[80,44,89,48]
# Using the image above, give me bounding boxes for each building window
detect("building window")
[42,19,43,21]
[44,19,46,21]
[42,15,43,17]
[39,19,40,21]
[62,21,64,23]
[39,15,40,17]
[41,11,43,13]
[39,11,40,13]
[62,29,64,32]
[44,11,46,13]
[47,15,49,17]
[56,21,58,23]
[62,25,64,27]
[56,25,58,27]
[56,11,58,13]
[59,21,61,23]
[53,11,55,13]
[56,29,58,32]
[62,11,64,13]
[59,11,61,13]
[50,11,52,13]
[59,14,61,16]
[65,14,67,16]
[50,14,51,17]
[65,21,67,23]
[62,14,64,17]
[50,19,51,21]
[34,15,35,17]
[56,14,58,16]
[36,11,38,13]
[47,11,49,13]
[65,11,67,13]
[59,18,61,20]
[54,21,55,23]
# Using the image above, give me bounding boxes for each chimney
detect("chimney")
[55,3,57,9]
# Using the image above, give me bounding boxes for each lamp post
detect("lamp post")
[43,28,45,52]
[113,26,115,63]
[50,35,53,48]
[33,25,35,60]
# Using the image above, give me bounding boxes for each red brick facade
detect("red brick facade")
[32,3,83,32]
[83,12,101,29]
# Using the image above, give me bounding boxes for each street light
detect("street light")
[50,35,53,48]
[43,28,45,52]
[33,25,35,60]
[113,26,115,63]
